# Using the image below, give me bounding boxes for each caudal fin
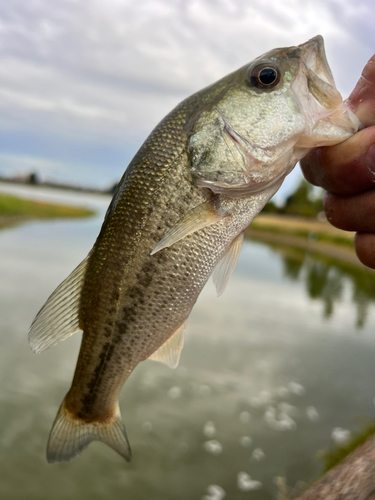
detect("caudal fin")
[47,399,132,463]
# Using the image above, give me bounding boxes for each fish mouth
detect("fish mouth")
[292,35,362,146]
[296,35,342,111]
[298,35,335,87]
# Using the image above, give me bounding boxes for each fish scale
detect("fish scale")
[28,35,361,463]
[69,104,215,417]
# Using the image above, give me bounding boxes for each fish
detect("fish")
[29,35,361,463]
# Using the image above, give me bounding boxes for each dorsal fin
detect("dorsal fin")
[29,254,90,354]
[212,231,244,296]
[150,198,228,255]
[148,320,187,369]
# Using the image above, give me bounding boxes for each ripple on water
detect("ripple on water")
[203,421,216,438]
[237,472,262,491]
[203,440,223,455]
[306,406,319,421]
[240,436,252,447]
[264,406,297,431]
[202,484,226,500]
[251,447,266,462]
[288,381,306,396]
[249,389,273,408]
[278,402,299,416]
[331,427,351,444]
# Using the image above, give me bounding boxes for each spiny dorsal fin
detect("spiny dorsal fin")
[150,198,228,255]
[29,254,90,354]
[148,320,187,369]
[212,231,244,296]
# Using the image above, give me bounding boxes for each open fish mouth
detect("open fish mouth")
[299,35,335,87]
[292,36,362,145]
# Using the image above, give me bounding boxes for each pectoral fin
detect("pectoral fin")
[212,231,244,296]
[148,320,187,369]
[29,254,90,354]
[150,198,228,255]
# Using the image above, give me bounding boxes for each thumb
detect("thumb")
[346,54,375,127]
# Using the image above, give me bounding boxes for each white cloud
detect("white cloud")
[0,0,373,184]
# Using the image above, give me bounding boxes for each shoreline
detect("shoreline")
[244,214,369,270]
[0,189,367,271]
[0,177,113,195]
[0,191,94,229]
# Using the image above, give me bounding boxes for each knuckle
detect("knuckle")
[300,149,323,187]
[355,233,375,269]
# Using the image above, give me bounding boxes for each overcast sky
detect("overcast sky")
[0,0,374,197]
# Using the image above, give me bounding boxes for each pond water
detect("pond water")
[1,184,375,500]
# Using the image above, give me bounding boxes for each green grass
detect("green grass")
[321,422,375,473]
[0,193,94,227]
[249,221,354,248]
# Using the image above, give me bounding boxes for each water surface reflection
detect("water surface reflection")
[1,186,375,500]
[268,244,375,328]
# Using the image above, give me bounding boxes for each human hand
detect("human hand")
[300,55,375,268]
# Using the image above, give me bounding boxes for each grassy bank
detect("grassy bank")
[245,213,361,267]
[320,421,375,473]
[248,213,354,246]
[0,192,94,228]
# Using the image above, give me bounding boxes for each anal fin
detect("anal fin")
[150,198,228,255]
[212,231,244,296]
[29,254,90,354]
[148,320,187,369]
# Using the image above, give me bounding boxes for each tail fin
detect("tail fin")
[46,399,132,463]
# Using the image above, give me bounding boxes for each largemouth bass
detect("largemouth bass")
[29,35,360,463]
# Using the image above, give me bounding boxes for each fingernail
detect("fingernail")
[365,143,375,174]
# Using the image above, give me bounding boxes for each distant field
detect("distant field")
[0,193,94,228]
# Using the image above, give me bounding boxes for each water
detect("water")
[1,184,375,500]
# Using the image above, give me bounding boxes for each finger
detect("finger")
[324,190,375,232]
[355,233,375,269]
[300,126,375,194]
[347,55,375,127]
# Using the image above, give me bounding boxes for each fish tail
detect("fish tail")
[46,398,132,463]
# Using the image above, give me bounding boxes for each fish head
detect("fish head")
[189,35,361,197]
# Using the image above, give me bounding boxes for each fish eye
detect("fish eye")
[247,63,281,89]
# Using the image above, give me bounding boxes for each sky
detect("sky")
[0,0,374,198]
